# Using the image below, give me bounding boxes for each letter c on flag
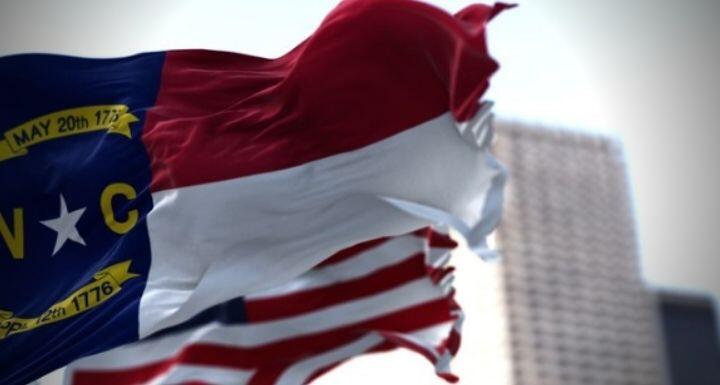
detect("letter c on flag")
[101,183,138,234]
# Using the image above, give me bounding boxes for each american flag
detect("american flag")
[65,229,464,385]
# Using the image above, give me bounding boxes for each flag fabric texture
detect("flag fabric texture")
[0,0,509,383]
[65,229,462,385]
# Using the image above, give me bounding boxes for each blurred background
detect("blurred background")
[1,0,718,384]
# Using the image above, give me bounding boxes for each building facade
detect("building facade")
[492,121,669,385]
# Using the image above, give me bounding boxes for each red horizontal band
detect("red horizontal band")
[245,253,426,322]
[142,0,508,191]
[315,237,390,268]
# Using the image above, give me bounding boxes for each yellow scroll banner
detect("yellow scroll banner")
[0,105,138,163]
[0,260,139,340]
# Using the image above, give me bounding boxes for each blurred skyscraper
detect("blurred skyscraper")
[491,121,669,385]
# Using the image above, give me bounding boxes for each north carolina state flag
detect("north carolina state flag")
[0,1,509,383]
